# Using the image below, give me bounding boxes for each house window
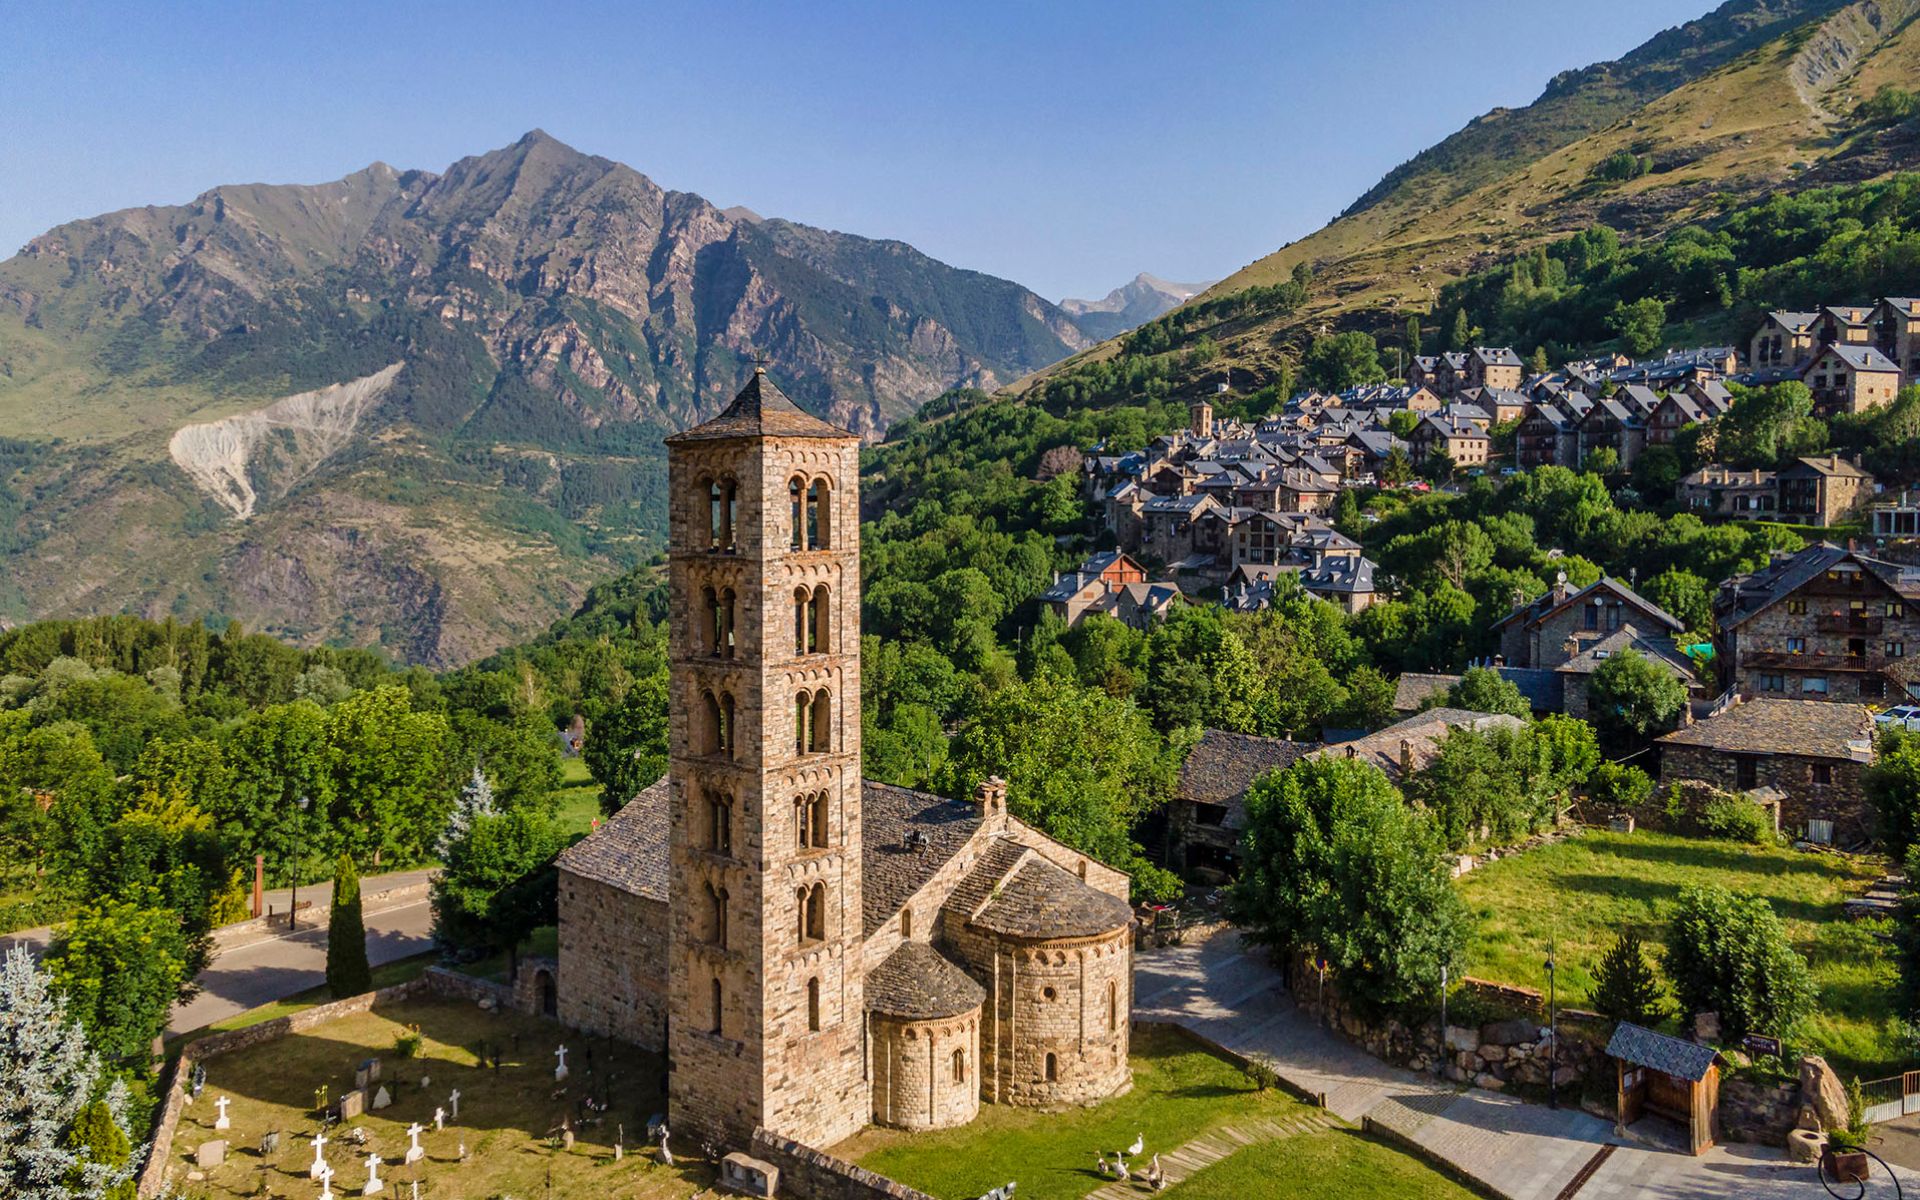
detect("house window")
[1736,757,1758,790]
[1862,676,1887,700]
[1890,642,1907,658]
[1890,603,1906,619]
[1787,638,1806,654]
[1803,677,1829,695]
[1789,599,1808,615]
[1814,763,1834,785]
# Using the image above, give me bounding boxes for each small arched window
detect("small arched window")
[952,1047,966,1083]
[710,977,724,1035]
[807,977,821,1032]
[789,478,805,551]
[811,790,829,847]
[709,792,732,856]
[810,690,832,753]
[719,588,736,658]
[705,881,728,949]
[701,691,723,756]
[798,882,826,942]
[708,479,737,553]
[794,587,812,655]
[806,479,831,550]
[1044,1052,1058,1083]
[901,908,913,940]
[795,691,813,755]
[1107,980,1118,1032]
[702,585,719,653]
[717,693,736,759]
[810,584,829,653]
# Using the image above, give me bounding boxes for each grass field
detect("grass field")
[838,1027,1309,1200]
[173,998,702,1200]
[1457,830,1897,1076]
[555,754,605,838]
[1162,1129,1481,1200]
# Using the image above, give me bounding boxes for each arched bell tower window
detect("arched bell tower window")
[810,584,828,653]
[705,880,729,949]
[705,691,734,759]
[789,477,805,551]
[708,478,738,553]
[704,586,736,658]
[797,882,826,943]
[794,792,829,851]
[806,478,831,550]
[708,790,733,856]
[807,976,821,1032]
[810,689,832,753]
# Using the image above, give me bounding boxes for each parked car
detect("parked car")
[1876,704,1920,732]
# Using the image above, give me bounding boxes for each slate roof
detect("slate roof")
[1312,708,1524,781]
[1555,624,1696,680]
[1491,577,1683,634]
[865,941,986,1020]
[1393,673,1459,712]
[1817,344,1900,373]
[1766,310,1819,333]
[1658,698,1873,761]
[1300,556,1376,596]
[1606,1023,1718,1083]
[1716,544,1920,629]
[969,855,1135,940]
[862,782,986,937]
[1782,454,1871,480]
[1391,669,1563,713]
[1475,346,1525,368]
[665,369,852,443]
[556,778,671,902]
[1178,730,1319,809]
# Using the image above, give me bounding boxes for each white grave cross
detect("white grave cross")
[554,1043,569,1081]
[448,1088,461,1120]
[310,1131,330,1178]
[363,1151,385,1195]
[433,1105,446,1132]
[213,1095,231,1130]
[404,1122,425,1165]
[318,1163,336,1200]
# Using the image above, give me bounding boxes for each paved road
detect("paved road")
[3,869,439,1036]
[1135,927,1920,1199]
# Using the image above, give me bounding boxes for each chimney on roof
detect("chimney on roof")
[1399,739,1415,777]
[1345,745,1357,760]
[1553,570,1570,604]
[974,775,1007,817]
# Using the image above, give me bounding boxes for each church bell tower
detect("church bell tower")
[662,369,869,1148]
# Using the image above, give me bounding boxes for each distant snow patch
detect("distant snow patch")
[168,361,403,519]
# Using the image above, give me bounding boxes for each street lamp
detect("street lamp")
[1545,942,1559,1110]
[288,794,312,931]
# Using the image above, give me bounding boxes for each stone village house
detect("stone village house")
[552,373,1137,1150]
[1658,697,1875,842]
[1715,542,1920,704]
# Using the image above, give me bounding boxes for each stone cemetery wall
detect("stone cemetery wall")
[749,1129,939,1200]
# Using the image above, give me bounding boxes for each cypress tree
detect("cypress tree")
[66,1100,135,1200]
[1449,307,1472,352]
[326,854,371,998]
[1404,314,1422,359]
[1530,345,1551,374]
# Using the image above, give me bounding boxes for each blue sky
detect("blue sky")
[5,1,1711,300]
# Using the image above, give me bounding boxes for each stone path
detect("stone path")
[1135,926,1920,1199]
[1084,1111,1338,1200]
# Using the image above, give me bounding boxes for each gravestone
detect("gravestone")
[719,1152,780,1198]
[214,1095,232,1130]
[260,1131,281,1158]
[370,1086,392,1111]
[404,1123,425,1165]
[338,1090,365,1122]
[197,1140,228,1168]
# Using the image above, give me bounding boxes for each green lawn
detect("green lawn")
[1163,1129,1482,1200]
[837,1027,1307,1200]
[1457,829,1898,1076]
[555,754,604,838]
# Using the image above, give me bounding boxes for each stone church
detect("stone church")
[553,371,1136,1150]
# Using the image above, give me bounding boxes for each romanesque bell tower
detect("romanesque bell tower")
[663,369,869,1148]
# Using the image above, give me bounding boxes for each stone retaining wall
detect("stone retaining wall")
[749,1129,940,1200]
[1720,1075,1801,1145]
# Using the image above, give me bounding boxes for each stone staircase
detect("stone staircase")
[1084,1111,1339,1200]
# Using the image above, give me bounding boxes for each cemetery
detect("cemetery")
[1457,829,1897,1078]
[162,996,708,1199]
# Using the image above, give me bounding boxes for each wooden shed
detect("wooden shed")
[1607,1022,1721,1155]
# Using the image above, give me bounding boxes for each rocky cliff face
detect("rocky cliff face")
[0,131,1085,663]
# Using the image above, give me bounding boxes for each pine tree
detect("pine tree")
[325,854,371,998]
[1449,308,1472,352]
[1589,930,1668,1027]
[437,766,498,859]
[0,945,139,1200]
[1529,346,1551,375]
[1405,314,1422,359]
[65,1102,133,1200]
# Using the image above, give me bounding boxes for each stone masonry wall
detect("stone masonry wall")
[557,873,669,1050]
[1658,743,1868,840]
[749,1129,940,1200]
[870,1012,982,1131]
[943,921,1132,1109]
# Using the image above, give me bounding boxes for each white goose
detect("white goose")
[1126,1133,1144,1158]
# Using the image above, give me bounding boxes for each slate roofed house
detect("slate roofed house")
[1041,551,1149,625]
[1168,730,1320,879]
[1298,554,1377,613]
[1677,465,1776,518]
[1873,296,1920,377]
[1658,697,1874,844]
[1516,403,1576,469]
[1408,356,1440,391]
[1647,391,1706,446]
[1436,352,1472,395]
[1556,623,1703,721]
[1803,343,1901,414]
[1616,384,1664,416]
[1776,454,1873,526]
[1494,574,1684,670]
[1469,346,1525,392]
[1750,310,1820,369]
[1408,415,1490,468]
[1712,542,1920,704]
[1478,387,1530,423]
[1818,304,1875,348]
[1578,397,1647,469]
[1684,378,1733,413]
[1390,668,1566,715]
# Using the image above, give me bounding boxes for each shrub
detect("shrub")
[1589,762,1653,811]
[1662,885,1815,1041]
[393,1028,422,1059]
[1828,1077,1871,1150]
[1588,931,1669,1027]
[1697,792,1773,844]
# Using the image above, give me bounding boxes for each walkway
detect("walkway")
[1135,926,1920,1199]
[1085,1112,1337,1200]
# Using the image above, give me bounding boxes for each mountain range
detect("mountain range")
[1058,274,1216,341]
[0,131,1101,663]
